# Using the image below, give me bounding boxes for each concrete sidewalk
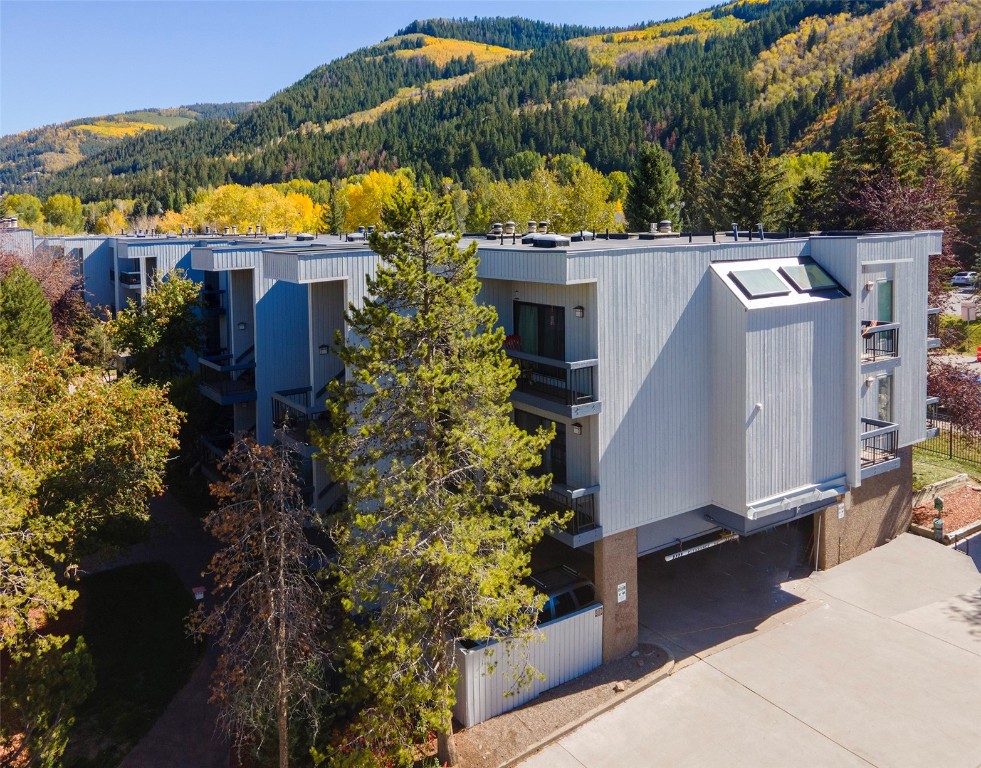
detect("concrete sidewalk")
[522,535,981,768]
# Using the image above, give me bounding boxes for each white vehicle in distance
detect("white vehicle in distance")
[951,270,977,287]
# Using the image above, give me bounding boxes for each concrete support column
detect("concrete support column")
[594,528,638,662]
[814,446,913,569]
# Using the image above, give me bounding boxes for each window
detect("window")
[877,375,893,422]
[514,301,565,360]
[514,410,566,484]
[728,269,790,299]
[877,280,893,323]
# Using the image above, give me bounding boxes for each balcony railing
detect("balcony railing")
[861,417,899,473]
[861,321,900,362]
[927,307,941,350]
[119,271,142,287]
[505,348,601,418]
[201,288,226,317]
[199,432,234,482]
[272,387,331,453]
[535,483,602,548]
[198,354,256,405]
[927,396,940,438]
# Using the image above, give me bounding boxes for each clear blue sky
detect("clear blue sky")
[0,1,709,136]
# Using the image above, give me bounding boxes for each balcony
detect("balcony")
[861,321,900,363]
[926,397,940,439]
[201,288,226,317]
[272,387,332,457]
[536,483,602,548]
[927,307,941,350]
[199,432,234,483]
[505,349,601,419]
[119,271,142,288]
[198,352,256,405]
[860,417,900,479]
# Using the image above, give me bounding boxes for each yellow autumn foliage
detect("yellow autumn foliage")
[343,170,413,231]
[178,184,321,234]
[393,35,518,68]
[74,120,167,138]
[572,12,745,68]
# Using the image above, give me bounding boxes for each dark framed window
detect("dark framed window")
[514,301,565,360]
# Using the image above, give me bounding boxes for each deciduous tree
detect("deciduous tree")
[321,187,562,765]
[109,268,204,383]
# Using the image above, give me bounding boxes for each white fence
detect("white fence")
[453,603,604,728]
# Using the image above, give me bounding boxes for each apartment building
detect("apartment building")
[45,227,940,661]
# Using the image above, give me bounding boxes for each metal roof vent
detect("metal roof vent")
[532,233,570,248]
[295,232,315,241]
[571,230,595,242]
[346,231,366,242]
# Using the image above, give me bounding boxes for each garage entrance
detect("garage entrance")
[637,519,814,664]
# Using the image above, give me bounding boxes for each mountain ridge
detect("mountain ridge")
[4,1,980,203]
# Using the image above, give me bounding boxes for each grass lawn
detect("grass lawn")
[912,446,981,491]
[939,313,981,353]
[64,562,199,768]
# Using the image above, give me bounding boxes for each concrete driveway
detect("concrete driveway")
[521,534,981,768]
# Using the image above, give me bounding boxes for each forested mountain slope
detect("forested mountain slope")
[12,0,981,205]
[0,103,256,190]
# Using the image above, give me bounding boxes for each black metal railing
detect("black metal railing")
[861,321,900,362]
[198,354,256,399]
[927,397,940,433]
[272,387,331,447]
[119,271,141,286]
[505,349,598,406]
[199,433,234,480]
[861,417,899,468]
[536,484,600,536]
[927,307,940,338]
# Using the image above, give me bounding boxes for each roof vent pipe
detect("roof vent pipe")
[527,220,537,234]
[732,223,738,243]
[757,223,764,240]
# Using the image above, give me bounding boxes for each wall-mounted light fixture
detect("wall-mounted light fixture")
[865,375,876,386]
[574,305,585,318]
[572,422,583,435]
[864,280,875,292]
[318,344,330,356]
[237,321,247,331]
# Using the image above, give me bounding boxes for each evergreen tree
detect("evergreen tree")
[960,150,981,254]
[679,153,710,231]
[625,142,677,232]
[824,100,928,229]
[0,265,54,361]
[322,187,562,766]
[707,134,750,229]
[194,437,330,768]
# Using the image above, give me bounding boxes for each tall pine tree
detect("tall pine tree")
[625,142,677,232]
[0,265,54,361]
[322,187,563,766]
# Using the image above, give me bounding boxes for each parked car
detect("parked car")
[528,566,597,624]
[951,271,977,287]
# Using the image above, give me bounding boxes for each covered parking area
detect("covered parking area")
[636,520,815,665]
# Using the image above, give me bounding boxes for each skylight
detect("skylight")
[728,268,790,299]
[779,261,839,293]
